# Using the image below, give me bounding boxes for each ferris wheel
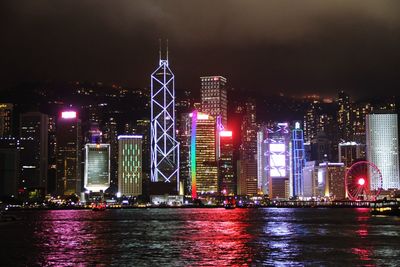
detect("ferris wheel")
[345,161,383,201]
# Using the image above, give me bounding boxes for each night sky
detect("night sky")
[1,0,400,99]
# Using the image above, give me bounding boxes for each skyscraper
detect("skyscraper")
[237,99,258,196]
[84,144,110,193]
[118,135,143,196]
[150,48,180,194]
[292,121,306,197]
[218,130,235,195]
[0,103,13,138]
[366,113,400,190]
[103,117,118,193]
[200,76,227,126]
[56,111,82,196]
[337,91,352,142]
[265,123,291,199]
[190,111,218,198]
[19,112,48,197]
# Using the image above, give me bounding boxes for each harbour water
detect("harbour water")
[0,208,399,266]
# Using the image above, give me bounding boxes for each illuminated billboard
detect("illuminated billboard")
[84,144,110,192]
[269,143,287,177]
[61,111,77,119]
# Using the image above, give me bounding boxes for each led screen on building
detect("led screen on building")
[84,144,110,192]
[270,144,286,177]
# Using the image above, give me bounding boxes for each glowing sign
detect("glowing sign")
[270,143,285,152]
[61,111,77,119]
[220,131,232,137]
[189,112,209,120]
[117,135,143,140]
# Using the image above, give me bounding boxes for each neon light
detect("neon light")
[150,51,180,190]
[61,111,76,119]
[220,131,232,137]
[213,77,219,81]
[117,135,143,140]
[358,178,366,186]
[191,110,197,199]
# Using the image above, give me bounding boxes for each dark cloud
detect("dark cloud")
[1,0,400,99]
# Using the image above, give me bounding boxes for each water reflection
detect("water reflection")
[33,210,114,266]
[179,208,255,266]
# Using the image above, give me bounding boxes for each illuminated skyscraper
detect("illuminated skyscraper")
[218,130,235,195]
[366,113,400,190]
[237,99,258,196]
[337,91,352,141]
[265,123,291,199]
[84,144,110,193]
[56,111,82,196]
[0,103,13,138]
[200,76,227,126]
[190,111,218,198]
[316,162,346,200]
[118,135,142,196]
[103,117,118,193]
[292,122,305,197]
[19,112,48,197]
[150,47,180,193]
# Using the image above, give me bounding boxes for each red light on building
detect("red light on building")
[220,131,232,137]
[61,111,77,119]
[213,77,219,81]
[358,177,365,186]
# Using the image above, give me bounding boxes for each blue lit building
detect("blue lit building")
[292,121,306,197]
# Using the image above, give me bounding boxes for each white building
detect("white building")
[366,113,400,190]
[84,144,110,192]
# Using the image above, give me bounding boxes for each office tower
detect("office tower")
[351,102,373,144]
[237,99,258,196]
[47,116,57,194]
[84,144,110,193]
[150,48,180,193]
[237,159,258,196]
[265,123,291,199]
[200,76,227,126]
[56,111,82,196]
[0,138,19,197]
[366,113,400,190]
[118,135,143,196]
[135,119,150,193]
[302,161,316,198]
[310,132,332,163]
[337,91,352,142]
[257,130,265,194]
[316,162,346,200]
[178,113,192,195]
[292,122,306,197]
[338,142,366,168]
[190,111,218,198]
[219,130,235,195]
[19,112,48,197]
[303,101,318,143]
[103,117,118,193]
[240,99,257,160]
[0,103,13,137]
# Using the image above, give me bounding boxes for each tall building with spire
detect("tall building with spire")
[200,76,227,126]
[150,42,180,194]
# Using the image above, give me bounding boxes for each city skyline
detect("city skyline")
[1,1,400,99]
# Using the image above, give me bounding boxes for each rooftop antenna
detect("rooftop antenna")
[158,38,162,61]
[166,39,169,61]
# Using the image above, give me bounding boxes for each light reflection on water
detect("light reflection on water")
[0,208,399,266]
